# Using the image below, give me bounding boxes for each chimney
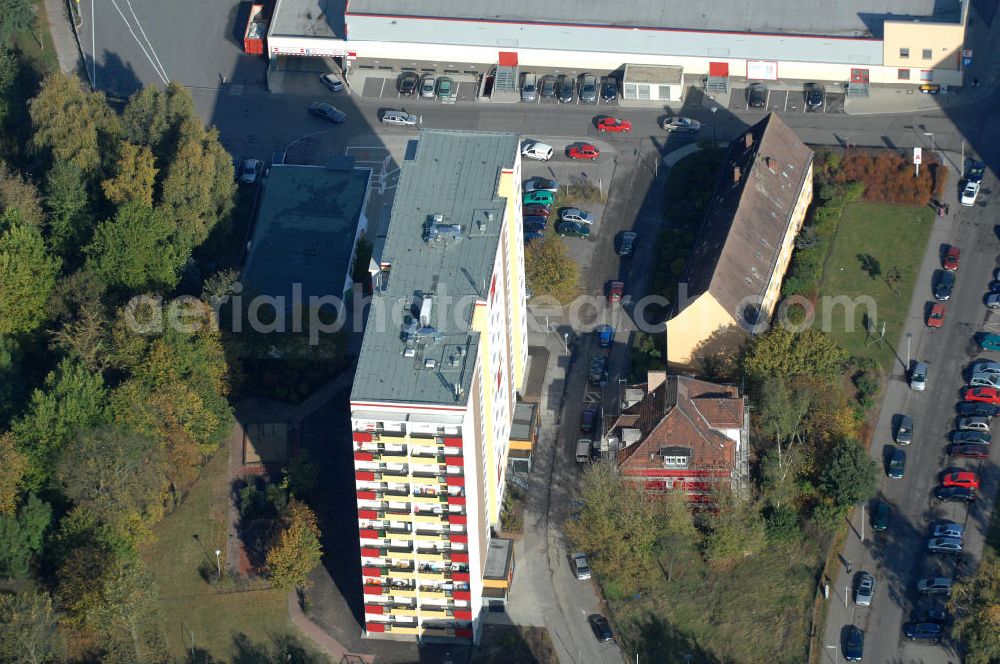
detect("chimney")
[765,156,777,173]
[647,370,667,391]
[744,132,753,149]
[733,166,742,183]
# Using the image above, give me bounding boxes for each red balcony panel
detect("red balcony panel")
[365,604,384,615]
[354,451,374,462]
[453,590,471,600]
[354,432,373,443]
[455,627,473,638]
[359,529,379,539]
[447,515,467,525]
[363,583,384,596]
[358,509,379,520]
[450,534,468,544]
[356,471,375,481]
[361,547,383,558]
[454,610,473,620]
[442,437,463,446]
[447,496,466,506]
[450,552,469,563]
[366,621,386,633]
[452,572,470,582]
[362,566,382,577]
[445,456,463,466]
[445,476,465,487]
[356,490,377,500]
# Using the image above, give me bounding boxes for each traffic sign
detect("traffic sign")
[913,147,922,165]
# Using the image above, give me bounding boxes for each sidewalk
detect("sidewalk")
[42,0,87,79]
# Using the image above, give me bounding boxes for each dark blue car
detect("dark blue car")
[596,324,614,348]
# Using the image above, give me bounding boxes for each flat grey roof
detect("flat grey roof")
[348,0,958,37]
[625,64,684,85]
[241,164,368,306]
[510,402,537,441]
[484,537,514,579]
[350,130,519,407]
[271,0,345,38]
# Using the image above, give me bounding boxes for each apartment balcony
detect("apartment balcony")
[381,470,410,482]
[419,588,446,600]
[379,446,408,460]
[419,604,453,617]
[411,493,441,505]
[363,583,389,597]
[415,567,445,579]
[415,550,446,563]
[408,454,439,466]
[386,569,416,581]
[385,624,419,635]
[384,524,412,535]
[383,506,412,516]
[387,562,414,574]
[387,588,417,599]
[422,627,457,639]
[410,474,444,487]
[413,512,444,524]
[390,606,419,617]
[385,544,414,554]
[414,531,444,542]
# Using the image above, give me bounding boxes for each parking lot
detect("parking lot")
[729,86,846,113]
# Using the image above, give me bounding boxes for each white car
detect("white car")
[927,537,963,554]
[931,522,964,539]
[559,208,594,225]
[239,158,259,184]
[661,117,702,133]
[988,294,1000,310]
[855,572,875,607]
[961,180,980,206]
[571,552,591,580]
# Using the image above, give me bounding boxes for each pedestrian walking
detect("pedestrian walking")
[845,559,852,573]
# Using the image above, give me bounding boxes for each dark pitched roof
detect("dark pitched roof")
[683,113,813,324]
[613,375,744,470]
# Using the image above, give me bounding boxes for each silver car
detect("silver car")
[931,522,964,539]
[918,577,953,595]
[927,537,963,554]
[381,110,418,126]
[419,75,436,98]
[571,552,591,580]
[661,117,702,133]
[855,572,875,607]
[957,415,991,432]
[973,360,1000,374]
[559,207,594,225]
[521,72,538,102]
[970,372,1000,388]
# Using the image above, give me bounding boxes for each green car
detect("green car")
[436,77,454,98]
[523,190,555,205]
[872,501,890,532]
[556,221,590,238]
[979,333,1000,351]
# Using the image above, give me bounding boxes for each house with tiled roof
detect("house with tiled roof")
[610,371,749,499]
[665,112,814,366]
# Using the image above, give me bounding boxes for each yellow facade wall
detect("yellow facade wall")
[665,293,735,365]
[882,21,964,73]
[760,161,813,319]
[498,165,526,394]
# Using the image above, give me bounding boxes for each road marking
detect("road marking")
[107,0,169,85]
[123,0,169,82]
[90,0,96,88]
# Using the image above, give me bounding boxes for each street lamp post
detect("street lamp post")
[215,549,222,579]
[906,332,912,369]
[710,106,718,144]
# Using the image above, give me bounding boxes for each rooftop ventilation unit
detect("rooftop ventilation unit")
[419,297,433,326]
[424,213,463,243]
[424,358,436,369]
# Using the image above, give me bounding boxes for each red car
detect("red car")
[567,143,600,160]
[942,470,980,489]
[522,204,551,216]
[608,281,624,303]
[926,303,946,328]
[597,117,632,133]
[964,387,1000,404]
[948,444,990,459]
[943,245,960,271]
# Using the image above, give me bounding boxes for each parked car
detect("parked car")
[914,607,950,624]
[972,360,1000,375]
[571,552,591,579]
[933,270,955,300]
[540,76,557,99]
[523,176,559,193]
[887,448,905,479]
[942,470,980,489]
[381,110,418,126]
[987,294,1000,310]
[580,406,599,434]
[926,302,945,327]
[903,621,944,643]
[521,141,554,162]
[616,231,637,256]
[601,77,617,101]
[931,522,964,539]
[608,280,624,304]
[309,102,347,123]
[943,245,960,270]
[979,332,1000,351]
[435,77,455,98]
[523,218,548,232]
[596,324,614,348]
[934,486,976,503]
[567,143,600,160]
[419,75,436,98]
[523,190,556,205]
[589,356,608,385]
[320,73,344,92]
[239,158,260,184]
[805,83,825,109]
[961,180,981,206]
[927,537,963,554]
[917,577,953,595]
[855,572,875,607]
[950,429,992,444]
[398,72,419,95]
[597,116,632,133]
[963,386,1000,404]
[948,443,990,459]
[747,82,768,108]
[895,414,913,444]
[957,400,1000,416]
[661,117,701,133]
[557,75,575,103]
[580,74,598,103]
[957,415,992,431]
[588,614,613,642]
[971,372,1000,388]
[967,160,986,182]
[910,361,928,391]
[556,221,591,238]
[844,625,864,662]
[871,500,890,531]
[522,204,551,216]
[559,208,594,225]
[521,72,537,102]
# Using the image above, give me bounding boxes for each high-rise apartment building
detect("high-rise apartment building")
[350,130,527,643]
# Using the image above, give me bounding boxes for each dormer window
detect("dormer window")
[658,445,692,468]
[663,455,689,468]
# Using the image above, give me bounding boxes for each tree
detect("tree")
[883,265,902,296]
[85,201,187,291]
[0,591,63,664]
[88,556,168,664]
[56,426,165,530]
[0,214,59,334]
[856,253,882,279]
[702,489,767,568]
[0,0,36,47]
[266,499,323,590]
[742,326,849,384]
[524,237,580,305]
[0,165,45,227]
[821,438,878,509]
[101,142,158,208]
[0,432,26,516]
[950,557,1000,664]
[12,357,108,490]
[30,73,120,176]
[0,48,16,124]
[45,159,95,256]
[0,493,52,577]
[756,377,811,508]
[121,82,198,160]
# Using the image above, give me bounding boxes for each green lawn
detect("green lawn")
[610,540,820,663]
[815,202,934,367]
[142,451,315,661]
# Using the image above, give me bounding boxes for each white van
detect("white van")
[522,141,553,161]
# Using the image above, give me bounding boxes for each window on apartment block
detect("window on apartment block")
[922,48,933,59]
[899,47,909,58]
[897,68,910,80]
[920,70,934,81]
